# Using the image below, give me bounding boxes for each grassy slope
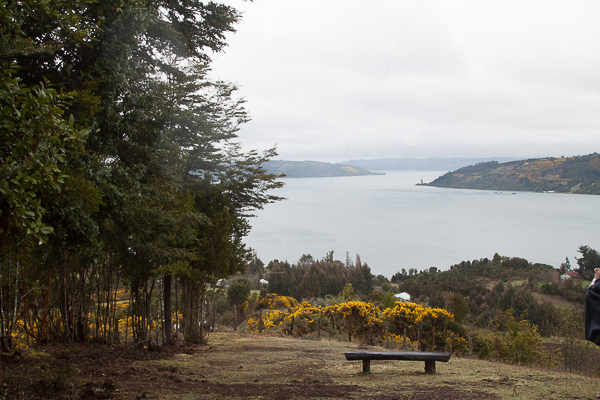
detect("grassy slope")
[530,292,581,310]
[482,276,584,311]
[138,332,596,400]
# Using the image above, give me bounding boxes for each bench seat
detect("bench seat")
[345,351,451,374]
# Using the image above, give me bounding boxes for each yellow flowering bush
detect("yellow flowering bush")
[416,307,454,324]
[257,293,299,310]
[247,316,259,333]
[440,330,469,353]
[382,301,425,331]
[244,293,299,314]
[10,318,29,350]
[264,310,287,329]
[383,332,420,351]
[248,309,288,333]
[325,301,383,341]
[246,298,467,349]
[283,302,322,333]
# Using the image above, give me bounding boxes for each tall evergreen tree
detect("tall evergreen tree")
[0,0,284,348]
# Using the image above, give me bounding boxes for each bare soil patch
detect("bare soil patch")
[2,332,598,399]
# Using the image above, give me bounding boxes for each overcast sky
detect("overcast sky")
[209,0,600,163]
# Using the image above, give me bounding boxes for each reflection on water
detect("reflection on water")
[245,171,600,277]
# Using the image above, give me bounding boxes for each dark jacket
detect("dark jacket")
[585,279,600,345]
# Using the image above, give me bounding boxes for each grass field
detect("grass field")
[7,330,597,399]
[124,332,597,399]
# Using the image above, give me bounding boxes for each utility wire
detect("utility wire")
[290,0,423,257]
[336,0,528,236]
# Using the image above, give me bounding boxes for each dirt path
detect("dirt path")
[3,332,598,399]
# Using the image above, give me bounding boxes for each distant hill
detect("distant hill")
[345,157,516,171]
[423,153,600,194]
[264,160,383,178]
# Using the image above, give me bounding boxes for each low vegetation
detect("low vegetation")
[4,332,600,399]
[3,246,600,398]
[425,153,600,194]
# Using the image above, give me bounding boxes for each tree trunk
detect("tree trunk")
[164,275,173,345]
[234,305,237,331]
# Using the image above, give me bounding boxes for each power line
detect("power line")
[337,0,528,236]
[286,0,528,261]
[290,0,423,257]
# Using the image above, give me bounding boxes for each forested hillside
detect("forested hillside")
[345,157,515,171]
[226,246,600,378]
[264,160,382,178]
[251,246,600,338]
[267,254,373,299]
[425,153,600,194]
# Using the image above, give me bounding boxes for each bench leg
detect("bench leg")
[424,360,436,374]
[362,359,370,373]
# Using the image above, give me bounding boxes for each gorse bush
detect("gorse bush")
[248,296,463,352]
[242,293,299,317]
[246,295,564,368]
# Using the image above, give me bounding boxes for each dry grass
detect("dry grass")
[130,332,598,399]
[531,292,582,310]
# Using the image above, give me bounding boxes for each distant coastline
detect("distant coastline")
[264,154,600,191]
[264,157,517,179]
[263,160,383,178]
[423,153,600,195]
[345,157,516,171]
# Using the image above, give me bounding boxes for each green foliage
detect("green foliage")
[488,310,549,365]
[382,291,397,309]
[448,293,470,323]
[246,255,265,276]
[227,278,251,306]
[387,254,575,336]
[576,245,600,279]
[267,253,373,301]
[0,0,285,348]
[539,274,586,303]
[427,154,600,194]
[340,283,355,300]
[554,308,600,375]
[0,65,88,246]
[298,254,315,267]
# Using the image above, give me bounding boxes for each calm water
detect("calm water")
[245,171,600,278]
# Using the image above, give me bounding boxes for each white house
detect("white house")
[394,292,411,302]
[560,271,579,280]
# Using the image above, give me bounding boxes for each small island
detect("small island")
[422,153,600,194]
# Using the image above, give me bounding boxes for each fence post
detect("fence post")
[469,336,473,358]
[212,305,216,332]
[348,318,352,343]
[234,305,237,331]
[317,310,321,339]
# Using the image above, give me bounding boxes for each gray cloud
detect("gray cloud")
[211,0,600,162]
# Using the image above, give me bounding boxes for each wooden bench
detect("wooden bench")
[345,351,451,374]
